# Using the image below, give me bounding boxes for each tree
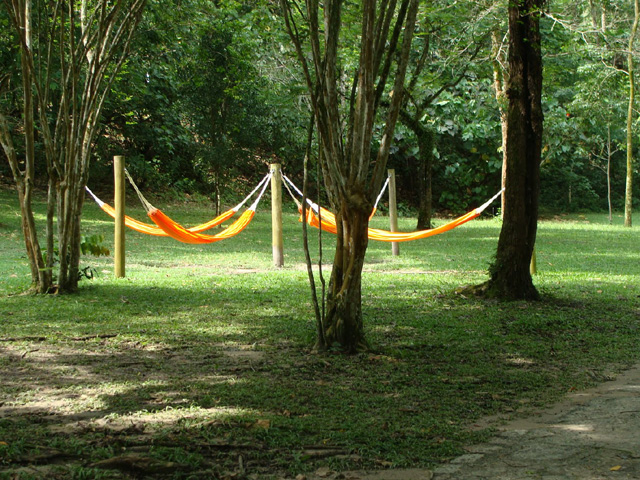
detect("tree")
[473,0,545,300]
[541,0,639,221]
[624,0,639,227]
[281,0,418,352]
[0,0,146,293]
[398,1,491,229]
[96,0,308,203]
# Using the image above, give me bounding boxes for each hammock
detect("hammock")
[126,170,272,244]
[85,173,270,237]
[283,174,502,243]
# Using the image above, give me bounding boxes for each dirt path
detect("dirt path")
[303,364,640,480]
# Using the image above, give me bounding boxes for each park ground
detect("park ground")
[0,185,639,478]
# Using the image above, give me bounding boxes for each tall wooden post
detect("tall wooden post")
[388,169,399,256]
[114,155,126,278]
[271,163,284,267]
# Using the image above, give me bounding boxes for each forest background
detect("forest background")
[1,0,637,218]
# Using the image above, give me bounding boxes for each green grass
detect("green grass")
[1,185,639,479]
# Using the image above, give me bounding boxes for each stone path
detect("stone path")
[432,363,640,480]
[301,364,640,480]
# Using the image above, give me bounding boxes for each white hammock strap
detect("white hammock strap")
[248,171,273,211]
[124,168,155,212]
[282,174,320,214]
[233,172,271,212]
[476,188,505,214]
[84,186,104,207]
[374,175,391,211]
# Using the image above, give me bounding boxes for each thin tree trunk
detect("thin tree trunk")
[6,0,52,293]
[301,113,326,351]
[416,128,434,230]
[607,123,613,224]
[624,0,639,228]
[399,107,434,230]
[491,29,508,216]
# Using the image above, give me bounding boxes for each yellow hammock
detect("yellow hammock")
[284,175,502,242]
[85,173,270,237]
[126,170,272,244]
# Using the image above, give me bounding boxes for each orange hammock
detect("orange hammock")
[303,204,485,242]
[85,173,270,238]
[148,207,256,244]
[86,190,236,236]
[284,175,502,242]
[129,170,271,244]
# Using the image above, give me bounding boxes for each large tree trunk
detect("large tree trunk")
[323,189,371,352]
[476,0,545,300]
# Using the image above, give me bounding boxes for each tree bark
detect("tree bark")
[324,193,371,352]
[1,0,52,293]
[624,0,639,228]
[415,127,434,230]
[475,0,545,301]
[491,29,509,216]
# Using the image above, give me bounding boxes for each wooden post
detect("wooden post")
[271,163,284,267]
[388,169,399,256]
[114,155,125,278]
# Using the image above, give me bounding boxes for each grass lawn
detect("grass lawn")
[1,184,639,479]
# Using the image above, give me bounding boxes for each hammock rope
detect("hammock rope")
[282,173,388,220]
[283,174,502,243]
[86,173,271,237]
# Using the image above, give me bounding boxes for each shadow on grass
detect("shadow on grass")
[1,275,639,478]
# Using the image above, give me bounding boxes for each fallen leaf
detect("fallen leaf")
[315,466,333,477]
[610,465,622,471]
[253,419,271,430]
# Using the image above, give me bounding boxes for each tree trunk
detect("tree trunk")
[323,190,371,353]
[624,0,639,228]
[607,123,613,224]
[491,29,509,216]
[1,0,53,294]
[415,128,434,230]
[476,0,544,301]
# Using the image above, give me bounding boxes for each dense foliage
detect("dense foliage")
[1,0,638,214]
